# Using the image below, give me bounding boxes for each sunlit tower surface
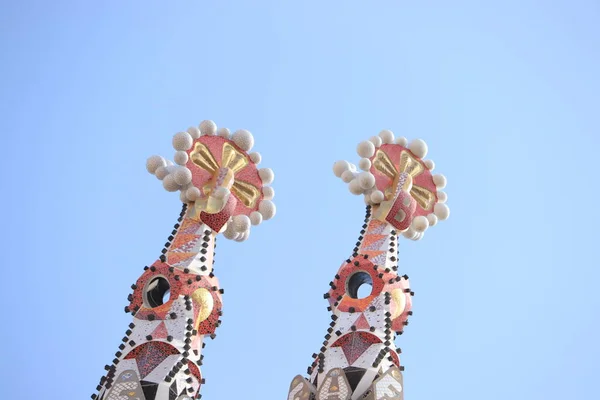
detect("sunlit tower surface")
[93,121,276,400]
[286,131,449,400]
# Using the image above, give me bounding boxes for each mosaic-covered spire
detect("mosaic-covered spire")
[287,130,449,400]
[93,120,276,400]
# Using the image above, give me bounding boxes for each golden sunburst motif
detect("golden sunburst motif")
[192,288,214,327]
[373,149,435,210]
[190,141,261,208]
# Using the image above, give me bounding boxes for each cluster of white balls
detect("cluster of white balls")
[333,130,450,241]
[146,120,276,242]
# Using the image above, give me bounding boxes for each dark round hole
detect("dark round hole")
[145,277,171,308]
[346,272,373,299]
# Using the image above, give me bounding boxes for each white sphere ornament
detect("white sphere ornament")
[357,141,376,158]
[263,186,275,200]
[402,227,418,239]
[259,200,276,220]
[424,159,435,170]
[437,191,447,203]
[359,158,372,171]
[370,190,385,204]
[217,127,230,138]
[174,151,189,166]
[333,160,351,177]
[341,170,355,183]
[250,211,263,226]
[412,215,429,232]
[349,179,364,195]
[369,136,383,147]
[249,152,262,164]
[223,224,237,239]
[187,126,201,139]
[235,231,249,242]
[395,136,408,146]
[379,130,395,144]
[186,186,201,201]
[155,166,169,180]
[408,139,428,159]
[199,120,217,136]
[434,203,450,220]
[258,168,274,185]
[427,213,438,226]
[433,174,447,189]
[233,215,251,232]
[173,167,192,185]
[179,190,189,203]
[358,172,376,190]
[232,129,254,151]
[146,155,166,174]
[162,174,180,192]
[172,132,193,151]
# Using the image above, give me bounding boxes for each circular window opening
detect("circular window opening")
[144,277,171,308]
[346,272,373,299]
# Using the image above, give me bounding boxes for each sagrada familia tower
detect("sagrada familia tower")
[92,121,449,400]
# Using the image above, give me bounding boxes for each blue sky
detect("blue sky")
[1,1,599,399]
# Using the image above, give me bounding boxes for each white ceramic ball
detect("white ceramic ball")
[187,126,201,139]
[358,172,376,190]
[412,215,429,232]
[263,186,275,200]
[154,166,169,180]
[341,170,355,183]
[174,151,189,166]
[427,213,438,226]
[232,129,254,151]
[370,190,385,204]
[437,191,447,203]
[223,225,237,239]
[146,155,166,174]
[173,167,192,185]
[250,152,262,164]
[395,136,408,147]
[179,190,189,203]
[162,174,180,192]
[233,215,251,232]
[259,200,276,220]
[408,139,428,159]
[359,158,372,171]
[379,129,395,144]
[433,174,447,189]
[424,159,435,170]
[173,132,193,151]
[186,186,201,201]
[357,141,376,158]
[349,179,364,195]
[250,211,263,225]
[235,231,249,242]
[434,203,450,220]
[369,136,383,147]
[333,160,351,177]
[259,168,274,185]
[199,120,217,136]
[217,127,230,139]
[402,227,417,239]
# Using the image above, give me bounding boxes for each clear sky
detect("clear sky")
[1,1,599,399]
